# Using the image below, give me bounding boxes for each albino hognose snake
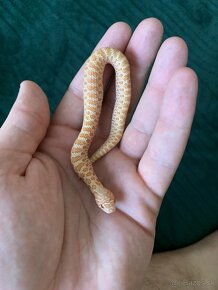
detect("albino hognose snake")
[71,47,131,214]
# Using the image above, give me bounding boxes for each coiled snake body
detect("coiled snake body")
[71,47,131,214]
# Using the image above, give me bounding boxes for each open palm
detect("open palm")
[0,19,197,290]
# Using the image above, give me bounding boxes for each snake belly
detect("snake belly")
[71,47,131,214]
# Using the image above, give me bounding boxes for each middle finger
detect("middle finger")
[120,36,188,161]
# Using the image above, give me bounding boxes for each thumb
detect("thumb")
[0,81,50,175]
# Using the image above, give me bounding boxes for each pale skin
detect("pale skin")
[144,230,218,290]
[0,18,199,290]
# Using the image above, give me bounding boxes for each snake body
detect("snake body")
[71,47,131,214]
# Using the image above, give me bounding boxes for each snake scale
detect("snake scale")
[71,47,131,214]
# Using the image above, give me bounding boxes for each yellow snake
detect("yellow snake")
[71,47,131,214]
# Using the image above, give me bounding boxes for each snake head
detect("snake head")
[94,188,116,214]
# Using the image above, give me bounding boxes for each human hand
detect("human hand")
[0,18,198,290]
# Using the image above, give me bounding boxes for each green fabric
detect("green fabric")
[0,0,217,252]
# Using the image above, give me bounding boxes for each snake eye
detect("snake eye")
[100,204,105,209]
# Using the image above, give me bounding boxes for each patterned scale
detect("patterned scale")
[71,47,131,214]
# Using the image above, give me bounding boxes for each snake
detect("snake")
[71,47,131,214]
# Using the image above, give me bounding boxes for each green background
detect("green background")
[0,0,217,252]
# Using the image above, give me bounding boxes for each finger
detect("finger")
[121,37,188,160]
[95,18,163,139]
[126,18,163,120]
[52,22,132,130]
[138,67,198,197]
[0,81,50,175]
